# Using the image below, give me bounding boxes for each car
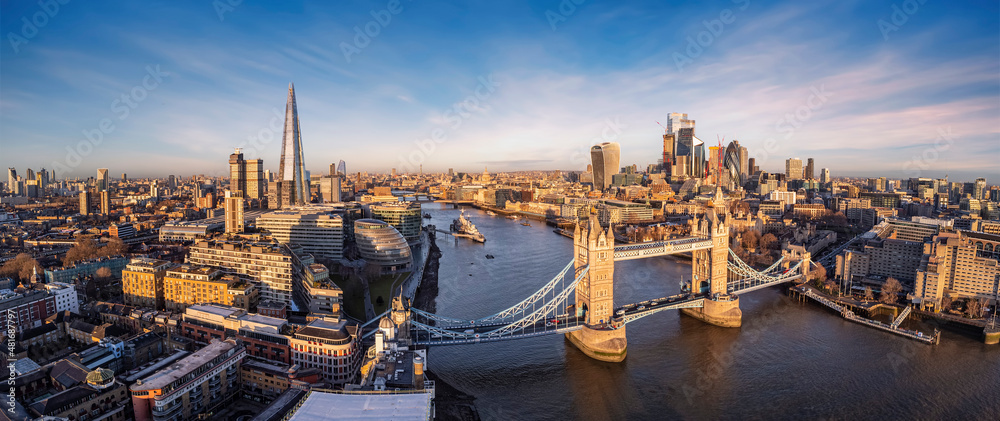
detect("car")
[616,309,625,316]
[649,301,658,306]
[637,305,646,311]
[545,321,554,327]
[550,319,560,324]
[464,329,475,334]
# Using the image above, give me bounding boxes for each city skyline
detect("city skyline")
[1,1,997,181]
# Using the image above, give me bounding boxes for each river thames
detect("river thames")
[420,205,1000,421]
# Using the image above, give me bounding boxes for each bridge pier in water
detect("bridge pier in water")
[565,216,627,362]
[680,199,743,327]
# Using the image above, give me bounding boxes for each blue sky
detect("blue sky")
[1,0,997,182]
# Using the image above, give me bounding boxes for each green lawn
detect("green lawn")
[370,271,410,315]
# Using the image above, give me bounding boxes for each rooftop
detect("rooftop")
[287,390,432,421]
[131,340,240,392]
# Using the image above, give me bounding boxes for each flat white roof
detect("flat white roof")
[289,391,432,421]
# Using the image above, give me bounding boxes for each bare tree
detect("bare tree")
[0,253,42,282]
[864,286,874,302]
[95,267,112,280]
[880,277,903,304]
[760,233,779,251]
[940,295,953,313]
[965,298,985,319]
[741,231,760,251]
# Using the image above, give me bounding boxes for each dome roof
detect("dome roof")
[86,368,115,386]
[378,316,394,329]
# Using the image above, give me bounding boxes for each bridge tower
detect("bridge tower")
[565,216,627,362]
[682,187,743,327]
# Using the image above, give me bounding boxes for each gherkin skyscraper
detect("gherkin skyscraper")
[277,83,308,207]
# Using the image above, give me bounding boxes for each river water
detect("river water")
[421,205,1000,421]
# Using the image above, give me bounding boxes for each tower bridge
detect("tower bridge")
[362,188,811,362]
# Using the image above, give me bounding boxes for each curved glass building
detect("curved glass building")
[354,219,412,274]
[590,142,621,191]
[724,141,744,189]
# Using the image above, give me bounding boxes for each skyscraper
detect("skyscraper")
[590,142,621,191]
[821,168,830,184]
[785,158,803,180]
[7,168,16,193]
[97,168,110,191]
[974,178,987,200]
[229,148,265,201]
[337,160,346,176]
[675,128,705,178]
[723,141,745,189]
[276,83,308,208]
[805,158,815,180]
[661,132,675,175]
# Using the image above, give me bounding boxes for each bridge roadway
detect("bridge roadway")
[613,237,713,261]
[410,314,586,346]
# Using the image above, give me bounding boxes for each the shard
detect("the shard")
[277,83,308,207]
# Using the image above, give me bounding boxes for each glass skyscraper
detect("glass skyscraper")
[590,142,621,191]
[277,83,308,207]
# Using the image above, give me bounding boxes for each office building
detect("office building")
[187,239,300,305]
[131,339,246,421]
[256,207,345,260]
[6,168,15,193]
[590,142,621,191]
[275,83,308,208]
[224,191,245,234]
[319,175,342,203]
[820,168,830,184]
[300,263,342,318]
[289,318,362,386]
[370,201,422,244]
[661,132,675,174]
[674,127,705,178]
[785,158,803,180]
[723,141,745,189]
[805,158,814,180]
[97,168,110,191]
[354,219,412,274]
[230,148,265,200]
[123,257,174,309]
[973,178,987,200]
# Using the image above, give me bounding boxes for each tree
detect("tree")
[104,238,129,256]
[880,277,903,304]
[864,286,874,302]
[940,295,953,313]
[741,231,760,250]
[810,265,828,283]
[965,298,985,319]
[0,253,42,282]
[95,267,112,280]
[760,233,779,251]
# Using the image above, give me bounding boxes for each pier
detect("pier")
[791,285,939,345]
